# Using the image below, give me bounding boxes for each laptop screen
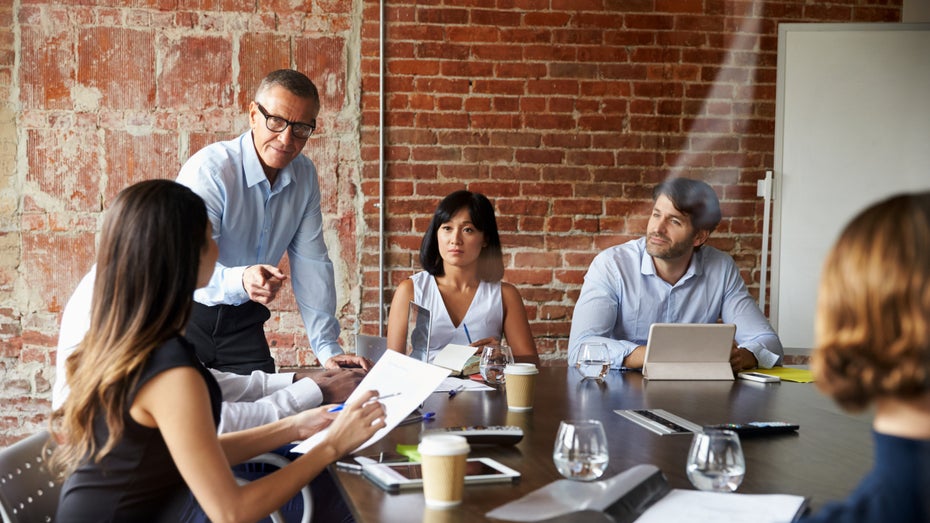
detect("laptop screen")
[407,301,432,363]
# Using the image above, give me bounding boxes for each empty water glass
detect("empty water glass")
[552,419,609,481]
[574,342,610,381]
[479,345,513,385]
[686,429,746,492]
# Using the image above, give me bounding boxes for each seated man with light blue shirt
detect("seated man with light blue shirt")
[569,177,783,373]
[177,69,370,374]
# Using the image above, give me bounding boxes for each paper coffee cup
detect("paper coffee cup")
[504,363,538,411]
[418,435,470,508]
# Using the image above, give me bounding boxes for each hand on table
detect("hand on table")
[730,346,758,374]
[323,354,374,371]
[294,368,366,404]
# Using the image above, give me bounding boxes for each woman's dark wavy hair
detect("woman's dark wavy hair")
[50,179,209,475]
[419,190,504,282]
[813,191,930,411]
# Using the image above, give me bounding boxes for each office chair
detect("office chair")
[0,432,309,523]
[0,430,60,523]
[234,452,313,523]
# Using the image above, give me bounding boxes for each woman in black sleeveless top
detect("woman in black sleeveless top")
[51,180,385,522]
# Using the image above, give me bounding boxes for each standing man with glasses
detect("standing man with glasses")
[177,69,371,374]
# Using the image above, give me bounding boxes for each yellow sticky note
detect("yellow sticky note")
[753,367,815,383]
[395,444,421,462]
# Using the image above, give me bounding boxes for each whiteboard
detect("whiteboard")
[772,24,930,352]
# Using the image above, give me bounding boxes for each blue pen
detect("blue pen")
[463,323,473,344]
[448,384,465,399]
[328,392,401,413]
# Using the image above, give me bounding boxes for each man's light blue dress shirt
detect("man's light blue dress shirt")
[568,237,783,369]
[177,131,342,365]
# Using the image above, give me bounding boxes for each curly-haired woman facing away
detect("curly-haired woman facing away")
[51,180,384,522]
[800,192,930,523]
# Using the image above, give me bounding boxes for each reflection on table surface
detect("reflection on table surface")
[330,367,873,523]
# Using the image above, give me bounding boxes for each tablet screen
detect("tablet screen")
[387,460,502,480]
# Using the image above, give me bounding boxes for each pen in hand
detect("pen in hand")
[328,392,401,413]
[463,323,473,344]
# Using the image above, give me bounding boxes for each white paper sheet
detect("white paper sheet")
[637,489,806,523]
[290,350,451,454]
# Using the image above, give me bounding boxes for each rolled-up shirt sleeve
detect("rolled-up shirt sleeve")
[217,377,323,433]
[721,269,783,369]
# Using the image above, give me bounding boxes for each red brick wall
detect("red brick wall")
[357,0,901,360]
[0,1,902,443]
[0,1,362,444]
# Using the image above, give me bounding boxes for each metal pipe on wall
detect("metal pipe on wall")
[377,0,386,335]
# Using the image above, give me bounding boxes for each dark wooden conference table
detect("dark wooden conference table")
[330,367,873,523]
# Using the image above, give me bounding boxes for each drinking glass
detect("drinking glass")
[552,420,609,481]
[574,342,610,381]
[479,345,514,385]
[686,429,746,492]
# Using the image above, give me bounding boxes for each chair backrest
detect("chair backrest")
[234,452,312,523]
[0,431,60,523]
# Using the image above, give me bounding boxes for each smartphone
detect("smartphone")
[335,451,409,472]
[738,371,781,383]
[362,457,520,492]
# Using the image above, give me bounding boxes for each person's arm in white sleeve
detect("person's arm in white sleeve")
[211,368,297,402]
[217,378,323,433]
[53,268,96,411]
[177,157,251,305]
[287,180,343,367]
[720,259,783,369]
[568,255,640,369]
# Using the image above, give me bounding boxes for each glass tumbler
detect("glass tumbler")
[686,429,746,492]
[574,342,610,380]
[552,419,609,481]
[479,345,514,385]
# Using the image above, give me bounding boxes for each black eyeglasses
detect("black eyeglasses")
[254,102,316,139]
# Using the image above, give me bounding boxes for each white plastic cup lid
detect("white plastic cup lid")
[418,434,470,456]
[504,363,539,375]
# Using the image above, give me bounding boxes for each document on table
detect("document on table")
[637,489,808,523]
[291,350,451,455]
[434,376,494,393]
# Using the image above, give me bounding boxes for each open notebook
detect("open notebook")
[643,323,736,380]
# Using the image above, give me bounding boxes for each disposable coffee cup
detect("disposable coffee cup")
[504,363,538,411]
[418,434,470,508]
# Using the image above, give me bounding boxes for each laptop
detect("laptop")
[406,301,432,363]
[355,333,388,363]
[642,323,736,381]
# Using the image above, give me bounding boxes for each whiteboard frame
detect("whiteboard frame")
[772,23,930,354]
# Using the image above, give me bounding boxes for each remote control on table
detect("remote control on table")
[421,426,524,445]
[704,421,799,437]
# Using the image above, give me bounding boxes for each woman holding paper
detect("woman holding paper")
[51,180,385,522]
[386,190,538,364]
[800,192,930,523]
